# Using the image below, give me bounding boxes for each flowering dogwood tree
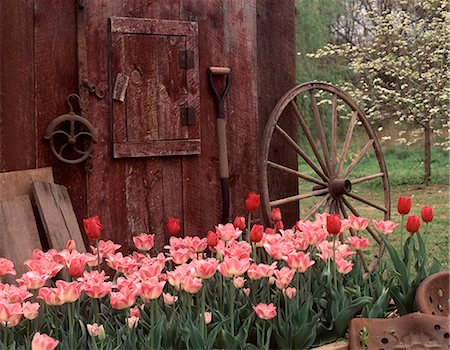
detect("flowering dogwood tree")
[309,0,450,184]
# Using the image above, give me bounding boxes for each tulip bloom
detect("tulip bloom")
[326,214,341,235]
[397,196,412,215]
[372,220,397,235]
[421,206,434,223]
[163,293,178,305]
[133,233,155,252]
[245,192,260,212]
[207,231,218,247]
[195,258,219,279]
[336,257,353,274]
[166,217,182,236]
[284,252,315,273]
[233,216,246,230]
[406,215,421,234]
[22,301,40,320]
[274,267,295,289]
[253,303,277,320]
[0,258,16,277]
[271,208,282,222]
[110,287,137,310]
[346,236,372,251]
[83,215,103,241]
[217,257,250,278]
[140,278,165,303]
[32,333,59,350]
[349,215,369,231]
[87,323,105,339]
[250,224,264,243]
[204,311,212,324]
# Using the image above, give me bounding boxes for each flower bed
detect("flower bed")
[0,193,441,349]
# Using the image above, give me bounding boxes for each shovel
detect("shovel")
[208,66,231,223]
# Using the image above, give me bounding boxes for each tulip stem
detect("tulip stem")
[229,282,235,337]
[96,239,101,273]
[247,213,252,243]
[3,327,8,348]
[261,320,266,349]
[68,302,75,350]
[332,236,337,290]
[400,215,404,253]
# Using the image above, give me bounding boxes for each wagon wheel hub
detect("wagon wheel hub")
[328,177,352,199]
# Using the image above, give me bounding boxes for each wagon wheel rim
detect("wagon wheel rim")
[259,82,391,273]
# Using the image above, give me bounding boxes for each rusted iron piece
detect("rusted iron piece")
[44,94,98,165]
[348,312,449,349]
[82,79,105,99]
[416,271,449,316]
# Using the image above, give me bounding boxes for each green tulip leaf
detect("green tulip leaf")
[379,232,409,292]
[333,296,372,337]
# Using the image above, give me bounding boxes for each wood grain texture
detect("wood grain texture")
[113,140,200,158]
[223,0,259,220]
[0,167,54,200]
[34,1,87,228]
[180,0,224,234]
[0,196,42,276]
[32,181,86,252]
[0,1,35,171]
[257,0,298,226]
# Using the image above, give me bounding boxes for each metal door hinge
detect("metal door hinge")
[179,50,194,69]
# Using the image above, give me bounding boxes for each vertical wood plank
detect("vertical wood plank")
[257,0,298,225]
[180,0,224,235]
[0,1,35,171]
[34,0,87,227]
[32,181,86,252]
[223,0,260,220]
[0,196,42,277]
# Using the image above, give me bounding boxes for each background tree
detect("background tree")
[307,0,449,184]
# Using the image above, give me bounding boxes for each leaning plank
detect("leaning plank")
[0,195,42,277]
[32,181,86,252]
[0,167,54,200]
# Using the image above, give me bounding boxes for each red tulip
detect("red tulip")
[207,231,218,247]
[397,196,412,215]
[275,220,284,232]
[250,224,264,243]
[83,216,103,241]
[245,192,260,212]
[233,216,246,230]
[326,214,341,235]
[421,206,434,223]
[406,215,421,234]
[271,208,282,222]
[166,217,181,236]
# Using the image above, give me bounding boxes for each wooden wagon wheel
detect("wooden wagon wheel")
[259,82,391,272]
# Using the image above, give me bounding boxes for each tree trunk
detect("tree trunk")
[423,121,432,185]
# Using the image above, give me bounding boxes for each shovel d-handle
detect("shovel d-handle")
[208,67,231,118]
[209,66,231,223]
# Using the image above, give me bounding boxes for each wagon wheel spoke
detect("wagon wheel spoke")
[336,110,358,174]
[345,192,388,213]
[338,200,370,272]
[341,139,374,178]
[351,172,384,185]
[267,161,327,187]
[302,194,330,221]
[331,94,338,173]
[341,197,381,245]
[290,101,330,177]
[275,124,328,181]
[310,90,331,173]
[58,143,69,157]
[269,188,328,207]
[323,196,334,214]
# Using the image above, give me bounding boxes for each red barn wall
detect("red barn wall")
[0,0,296,252]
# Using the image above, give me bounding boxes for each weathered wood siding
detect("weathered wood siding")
[0,0,296,252]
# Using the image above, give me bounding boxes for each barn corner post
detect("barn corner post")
[256,0,298,226]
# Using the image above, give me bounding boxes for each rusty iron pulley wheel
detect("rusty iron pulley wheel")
[45,94,98,165]
[259,82,391,273]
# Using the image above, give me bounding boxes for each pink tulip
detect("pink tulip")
[336,257,353,274]
[372,219,396,235]
[243,288,250,297]
[233,276,246,289]
[163,293,178,305]
[204,311,212,324]
[271,208,282,222]
[65,239,76,252]
[216,223,242,241]
[83,280,113,299]
[22,301,40,320]
[140,278,165,303]
[194,258,219,279]
[349,215,369,231]
[87,323,105,338]
[37,287,64,306]
[247,262,277,280]
[91,240,122,257]
[32,333,59,350]
[182,276,203,294]
[253,303,277,320]
[110,287,137,310]
[16,271,50,290]
[127,315,139,329]
[284,252,315,273]
[217,257,250,278]
[233,216,246,230]
[0,300,22,324]
[0,284,32,303]
[284,287,297,299]
[346,236,372,250]
[274,267,295,289]
[133,233,155,252]
[68,256,87,278]
[0,258,16,277]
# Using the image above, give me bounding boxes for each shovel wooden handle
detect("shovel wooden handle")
[209,66,231,75]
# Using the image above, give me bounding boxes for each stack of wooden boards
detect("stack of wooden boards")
[0,167,85,276]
